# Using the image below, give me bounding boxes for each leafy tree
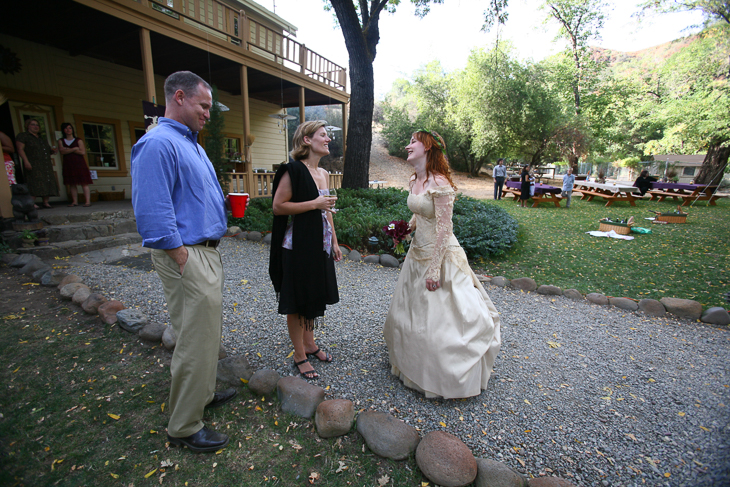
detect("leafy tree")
[638,0,730,25]
[542,0,609,115]
[642,24,730,184]
[203,86,231,190]
[326,0,444,189]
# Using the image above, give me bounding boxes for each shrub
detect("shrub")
[228,189,518,259]
[452,196,518,258]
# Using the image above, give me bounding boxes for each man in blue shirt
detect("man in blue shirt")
[493,158,507,200]
[132,71,236,453]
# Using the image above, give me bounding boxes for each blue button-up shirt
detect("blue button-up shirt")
[131,117,227,249]
[493,164,507,178]
[562,173,576,192]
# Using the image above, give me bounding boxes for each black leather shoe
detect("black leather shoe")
[205,388,238,409]
[167,426,229,452]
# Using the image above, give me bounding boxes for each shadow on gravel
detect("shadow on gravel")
[106,254,155,271]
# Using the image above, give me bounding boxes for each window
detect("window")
[74,115,127,177]
[83,122,118,168]
[225,137,242,162]
[128,121,146,146]
[683,167,695,176]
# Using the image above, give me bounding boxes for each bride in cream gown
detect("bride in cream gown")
[383,130,501,399]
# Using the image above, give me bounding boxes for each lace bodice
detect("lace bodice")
[407,185,465,281]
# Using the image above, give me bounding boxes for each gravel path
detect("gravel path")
[69,239,730,487]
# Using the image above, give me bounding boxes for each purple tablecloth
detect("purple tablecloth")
[506,180,560,195]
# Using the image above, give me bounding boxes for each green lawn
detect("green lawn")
[471,194,729,309]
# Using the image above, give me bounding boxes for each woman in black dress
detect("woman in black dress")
[269,121,342,380]
[58,123,93,206]
[519,164,531,207]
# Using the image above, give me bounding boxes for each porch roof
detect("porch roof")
[3,0,346,107]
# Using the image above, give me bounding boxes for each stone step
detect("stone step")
[43,219,139,243]
[14,232,143,259]
[40,208,136,226]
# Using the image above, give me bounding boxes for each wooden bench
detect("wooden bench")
[572,188,638,207]
[503,187,562,208]
[648,189,727,206]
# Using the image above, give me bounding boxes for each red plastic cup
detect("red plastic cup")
[229,193,249,218]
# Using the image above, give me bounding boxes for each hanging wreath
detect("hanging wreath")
[0,45,22,75]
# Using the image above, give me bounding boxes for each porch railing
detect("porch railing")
[146,0,346,90]
[227,164,342,198]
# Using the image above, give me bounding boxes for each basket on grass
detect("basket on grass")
[652,205,688,223]
[599,216,634,235]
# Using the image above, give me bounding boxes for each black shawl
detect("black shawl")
[269,160,327,328]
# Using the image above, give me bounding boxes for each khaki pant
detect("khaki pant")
[152,246,224,437]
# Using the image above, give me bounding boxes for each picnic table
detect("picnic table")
[645,182,724,206]
[503,181,562,207]
[572,180,640,207]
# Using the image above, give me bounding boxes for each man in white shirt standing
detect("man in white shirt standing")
[493,158,507,200]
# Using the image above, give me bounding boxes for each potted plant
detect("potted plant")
[20,229,38,248]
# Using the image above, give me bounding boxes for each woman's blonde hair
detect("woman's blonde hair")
[290,120,327,161]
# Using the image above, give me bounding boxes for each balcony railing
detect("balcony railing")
[145,0,347,90]
[227,163,342,198]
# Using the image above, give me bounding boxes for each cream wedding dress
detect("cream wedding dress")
[383,185,502,399]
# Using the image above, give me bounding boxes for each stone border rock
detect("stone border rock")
[477,275,728,326]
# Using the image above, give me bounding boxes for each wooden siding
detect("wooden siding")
[1,34,292,200]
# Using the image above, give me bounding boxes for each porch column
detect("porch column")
[139,28,156,103]
[341,102,348,165]
[299,87,305,123]
[240,65,254,193]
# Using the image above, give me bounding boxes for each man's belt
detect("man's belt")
[194,239,220,249]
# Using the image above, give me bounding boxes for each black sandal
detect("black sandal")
[293,358,318,380]
[307,347,333,363]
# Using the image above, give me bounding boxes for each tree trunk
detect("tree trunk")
[330,0,385,189]
[694,143,730,185]
[341,57,374,189]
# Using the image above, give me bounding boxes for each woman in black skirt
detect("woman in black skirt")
[269,121,342,380]
[520,164,532,207]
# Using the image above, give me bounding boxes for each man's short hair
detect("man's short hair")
[164,71,211,102]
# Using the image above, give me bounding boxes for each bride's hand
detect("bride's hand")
[426,279,440,292]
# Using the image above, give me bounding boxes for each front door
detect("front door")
[9,101,65,202]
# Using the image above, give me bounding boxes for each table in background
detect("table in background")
[646,182,724,206]
[369,180,387,189]
[572,181,639,207]
[503,181,562,207]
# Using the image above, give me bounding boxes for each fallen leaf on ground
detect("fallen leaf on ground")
[107,413,120,420]
[145,468,157,478]
[547,341,561,348]
[378,474,390,486]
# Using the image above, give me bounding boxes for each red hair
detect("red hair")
[412,131,457,190]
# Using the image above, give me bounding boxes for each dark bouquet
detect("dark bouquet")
[383,220,412,255]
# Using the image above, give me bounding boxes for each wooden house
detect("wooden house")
[0,0,349,216]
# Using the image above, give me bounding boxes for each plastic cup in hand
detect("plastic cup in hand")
[229,193,249,218]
